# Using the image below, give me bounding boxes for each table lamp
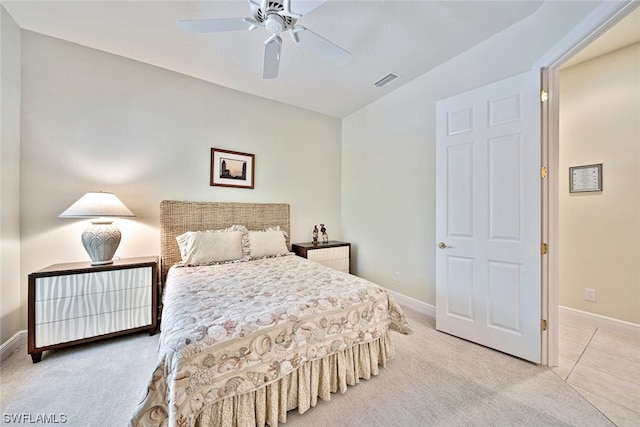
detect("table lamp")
[59,191,135,265]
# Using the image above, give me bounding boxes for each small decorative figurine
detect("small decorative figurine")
[312,225,319,245]
[320,224,328,243]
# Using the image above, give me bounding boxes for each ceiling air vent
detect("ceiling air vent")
[374,73,399,88]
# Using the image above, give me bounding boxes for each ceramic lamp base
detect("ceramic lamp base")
[81,219,121,265]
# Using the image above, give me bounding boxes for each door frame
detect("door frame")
[536,0,639,366]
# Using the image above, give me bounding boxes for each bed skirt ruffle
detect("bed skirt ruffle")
[196,332,396,427]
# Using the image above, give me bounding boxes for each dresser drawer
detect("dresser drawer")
[35,305,152,347]
[34,267,152,301]
[35,285,152,324]
[306,246,349,262]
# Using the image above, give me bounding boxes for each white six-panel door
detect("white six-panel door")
[435,70,542,363]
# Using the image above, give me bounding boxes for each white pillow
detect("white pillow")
[176,225,249,266]
[248,229,289,259]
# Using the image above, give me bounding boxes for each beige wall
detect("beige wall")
[0,6,22,345]
[15,31,342,334]
[559,42,640,324]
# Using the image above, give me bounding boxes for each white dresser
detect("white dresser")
[292,241,350,273]
[28,256,158,363]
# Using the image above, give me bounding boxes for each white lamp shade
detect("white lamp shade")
[59,192,134,265]
[59,192,135,218]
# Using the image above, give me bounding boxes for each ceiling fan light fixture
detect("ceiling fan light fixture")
[374,73,400,88]
[265,14,285,34]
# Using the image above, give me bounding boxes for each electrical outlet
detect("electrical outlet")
[584,288,597,302]
[394,272,401,282]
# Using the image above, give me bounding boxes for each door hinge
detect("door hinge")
[541,319,548,331]
[540,90,549,102]
[541,166,548,178]
[541,243,548,255]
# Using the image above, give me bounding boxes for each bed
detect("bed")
[130,200,413,427]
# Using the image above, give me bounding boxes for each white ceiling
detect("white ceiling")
[2,1,638,118]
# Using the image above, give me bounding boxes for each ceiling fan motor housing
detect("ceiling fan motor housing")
[251,0,296,33]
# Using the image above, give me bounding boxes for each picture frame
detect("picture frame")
[569,163,602,193]
[210,148,255,189]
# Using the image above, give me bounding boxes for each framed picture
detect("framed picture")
[210,148,255,189]
[569,163,602,193]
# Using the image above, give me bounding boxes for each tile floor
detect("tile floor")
[553,311,640,426]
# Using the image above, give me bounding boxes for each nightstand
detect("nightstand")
[292,241,350,273]
[27,256,159,363]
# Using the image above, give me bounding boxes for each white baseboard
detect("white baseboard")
[387,290,435,318]
[0,330,26,363]
[559,306,640,336]
[386,295,638,337]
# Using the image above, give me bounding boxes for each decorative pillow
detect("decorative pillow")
[176,225,250,266]
[248,227,289,259]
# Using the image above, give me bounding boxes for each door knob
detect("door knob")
[438,242,447,249]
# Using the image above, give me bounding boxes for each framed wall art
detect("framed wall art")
[210,148,255,189]
[569,163,602,193]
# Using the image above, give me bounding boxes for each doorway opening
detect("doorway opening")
[541,1,639,367]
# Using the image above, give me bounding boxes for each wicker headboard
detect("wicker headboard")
[159,200,290,282]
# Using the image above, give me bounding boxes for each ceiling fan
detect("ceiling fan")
[177,0,351,79]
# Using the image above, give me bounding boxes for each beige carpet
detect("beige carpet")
[1,307,614,426]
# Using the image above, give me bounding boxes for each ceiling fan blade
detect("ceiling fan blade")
[177,17,258,33]
[289,26,351,67]
[263,35,282,79]
[283,0,325,18]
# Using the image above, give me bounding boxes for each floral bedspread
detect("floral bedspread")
[130,255,412,426]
